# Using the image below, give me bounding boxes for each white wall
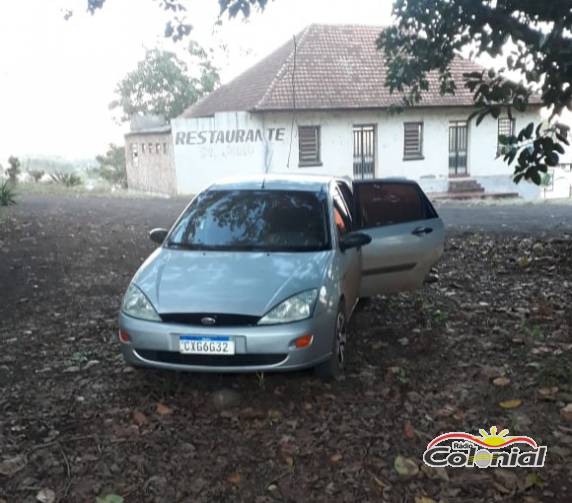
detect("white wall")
[171,112,271,194]
[171,107,544,198]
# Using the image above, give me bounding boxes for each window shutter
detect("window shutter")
[298,126,321,166]
[498,117,515,155]
[403,122,423,159]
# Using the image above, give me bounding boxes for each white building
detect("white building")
[132,24,556,198]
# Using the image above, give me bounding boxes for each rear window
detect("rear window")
[357,183,426,227]
[168,189,330,252]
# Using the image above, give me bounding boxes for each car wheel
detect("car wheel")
[314,304,347,380]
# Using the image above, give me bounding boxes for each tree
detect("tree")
[109,44,220,122]
[79,0,572,184]
[94,144,127,188]
[6,156,21,184]
[376,0,572,185]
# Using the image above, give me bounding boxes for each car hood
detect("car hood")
[133,248,333,316]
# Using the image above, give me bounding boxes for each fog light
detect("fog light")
[118,329,131,343]
[294,334,314,349]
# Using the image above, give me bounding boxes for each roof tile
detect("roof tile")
[183,24,499,117]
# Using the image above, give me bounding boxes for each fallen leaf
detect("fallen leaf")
[560,403,572,422]
[537,387,558,401]
[227,472,241,485]
[415,497,436,503]
[493,377,511,387]
[435,405,455,417]
[36,489,55,503]
[493,468,520,492]
[0,455,26,476]
[268,409,282,420]
[421,465,449,482]
[156,403,173,416]
[96,495,124,503]
[132,410,147,426]
[524,472,545,490]
[499,399,522,409]
[330,453,343,463]
[517,256,531,268]
[403,421,416,439]
[394,455,419,478]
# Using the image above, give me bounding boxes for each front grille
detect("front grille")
[136,350,287,367]
[159,313,261,327]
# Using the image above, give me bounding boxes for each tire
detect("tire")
[314,303,347,380]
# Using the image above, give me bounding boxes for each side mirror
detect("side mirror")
[339,231,372,252]
[149,228,168,244]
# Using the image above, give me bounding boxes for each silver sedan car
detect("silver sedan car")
[119,175,444,378]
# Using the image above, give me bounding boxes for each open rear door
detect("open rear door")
[354,180,445,297]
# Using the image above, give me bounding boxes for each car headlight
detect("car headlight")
[258,289,318,325]
[121,284,161,321]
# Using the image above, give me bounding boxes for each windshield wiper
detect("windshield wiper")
[166,241,209,250]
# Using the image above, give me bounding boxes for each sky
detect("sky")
[0,0,393,162]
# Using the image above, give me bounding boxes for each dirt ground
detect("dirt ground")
[1,193,572,503]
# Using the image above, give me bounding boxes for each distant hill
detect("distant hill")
[20,156,97,174]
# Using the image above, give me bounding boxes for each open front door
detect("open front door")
[354,180,445,297]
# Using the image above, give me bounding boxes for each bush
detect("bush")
[28,169,45,182]
[50,171,82,187]
[0,179,17,206]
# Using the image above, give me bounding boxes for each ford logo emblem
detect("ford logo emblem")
[201,316,216,326]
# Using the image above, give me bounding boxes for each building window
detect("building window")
[148,143,154,154]
[298,126,321,167]
[497,117,516,155]
[131,143,139,162]
[403,122,423,160]
[141,143,146,154]
[163,143,168,154]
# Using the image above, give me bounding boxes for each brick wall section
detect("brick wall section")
[125,132,177,196]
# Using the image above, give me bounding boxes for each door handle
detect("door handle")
[412,226,433,236]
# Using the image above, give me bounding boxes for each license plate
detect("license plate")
[179,336,235,355]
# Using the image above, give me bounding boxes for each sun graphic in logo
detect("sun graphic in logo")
[478,426,511,447]
[426,426,538,450]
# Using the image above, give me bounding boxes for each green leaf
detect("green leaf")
[524,122,534,139]
[546,152,559,166]
[476,110,489,126]
[556,133,570,146]
[530,170,542,185]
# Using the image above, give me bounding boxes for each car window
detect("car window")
[356,182,426,228]
[168,189,331,252]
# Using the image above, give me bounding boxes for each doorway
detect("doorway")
[353,125,376,179]
[448,121,468,177]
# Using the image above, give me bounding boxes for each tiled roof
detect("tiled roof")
[183,24,514,117]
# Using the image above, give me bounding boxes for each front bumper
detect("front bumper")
[118,310,336,373]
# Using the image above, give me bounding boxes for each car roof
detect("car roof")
[209,173,336,192]
[207,174,419,193]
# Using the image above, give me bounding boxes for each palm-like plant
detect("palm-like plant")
[0,179,17,206]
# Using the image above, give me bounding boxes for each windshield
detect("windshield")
[167,189,330,252]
